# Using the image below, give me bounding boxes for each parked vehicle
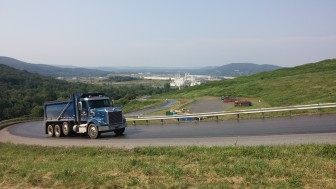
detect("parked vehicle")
[166,111,199,121]
[234,100,252,106]
[44,93,127,139]
[222,96,238,102]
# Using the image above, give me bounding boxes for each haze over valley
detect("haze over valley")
[0,56,282,78]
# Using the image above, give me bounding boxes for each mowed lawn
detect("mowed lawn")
[0,143,335,188]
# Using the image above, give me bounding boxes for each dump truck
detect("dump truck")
[44,93,127,139]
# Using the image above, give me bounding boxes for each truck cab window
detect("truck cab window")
[88,99,111,109]
[81,101,88,109]
[81,101,88,116]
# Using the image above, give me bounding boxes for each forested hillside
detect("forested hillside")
[195,63,281,76]
[0,64,169,120]
[0,56,110,77]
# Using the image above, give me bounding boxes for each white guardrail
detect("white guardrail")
[125,103,336,124]
[1,103,335,128]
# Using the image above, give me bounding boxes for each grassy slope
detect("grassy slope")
[158,59,336,106]
[122,99,167,113]
[0,143,335,188]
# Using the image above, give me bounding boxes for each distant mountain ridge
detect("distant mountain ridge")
[196,63,282,76]
[0,56,110,77]
[0,56,281,77]
[94,63,281,76]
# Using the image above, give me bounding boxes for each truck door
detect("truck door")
[80,100,89,122]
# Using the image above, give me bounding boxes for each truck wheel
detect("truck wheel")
[54,124,63,137]
[114,128,125,136]
[47,124,54,137]
[62,122,72,136]
[88,123,100,139]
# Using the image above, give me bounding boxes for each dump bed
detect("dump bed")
[44,100,76,121]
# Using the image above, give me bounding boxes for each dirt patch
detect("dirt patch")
[188,97,234,113]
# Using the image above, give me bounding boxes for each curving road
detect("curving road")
[1,114,336,148]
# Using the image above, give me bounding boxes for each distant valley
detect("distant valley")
[94,63,282,76]
[0,56,281,77]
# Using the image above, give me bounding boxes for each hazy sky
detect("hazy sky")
[1,0,335,68]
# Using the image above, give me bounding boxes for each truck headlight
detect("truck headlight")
[97,118,105,124]
[90,110,95,117]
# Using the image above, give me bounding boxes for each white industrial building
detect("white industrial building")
[170,73,212,89]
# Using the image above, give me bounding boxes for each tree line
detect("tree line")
[104,76,140,82]
[0,64,172,121]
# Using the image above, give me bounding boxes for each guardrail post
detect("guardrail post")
[262,112,265,119]
[133,121,136,126]
[216,116,219,121]
[146,120,149,125]
[237,114,240,119]
[161,119,163,125]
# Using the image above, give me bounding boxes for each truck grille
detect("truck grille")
[108,111,123,124]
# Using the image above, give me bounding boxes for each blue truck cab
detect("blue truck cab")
[44,93,127,139]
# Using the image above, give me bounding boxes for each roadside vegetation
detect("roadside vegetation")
[0,143,335,188]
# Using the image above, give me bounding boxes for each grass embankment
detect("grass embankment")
[0,143,335,188]
[158,59,336,107]
[122,99,167,113]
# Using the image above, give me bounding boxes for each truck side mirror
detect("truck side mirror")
[78,102,82,111]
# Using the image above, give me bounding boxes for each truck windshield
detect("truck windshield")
[88,99,111,108]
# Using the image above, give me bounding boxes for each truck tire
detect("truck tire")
[54,124,63,137]
[114,128,125,136]
[88,123,100,139]
[62,122,72,136]
[47,124,54,137]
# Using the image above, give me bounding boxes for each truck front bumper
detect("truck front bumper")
[98,123,127,132]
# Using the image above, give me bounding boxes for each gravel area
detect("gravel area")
[188,98,233,113]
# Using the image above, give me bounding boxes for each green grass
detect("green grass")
[157,59,336,107]
[122,99,167,113]
[1,143,335,188]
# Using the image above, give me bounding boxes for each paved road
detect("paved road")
[1,114,336,148]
